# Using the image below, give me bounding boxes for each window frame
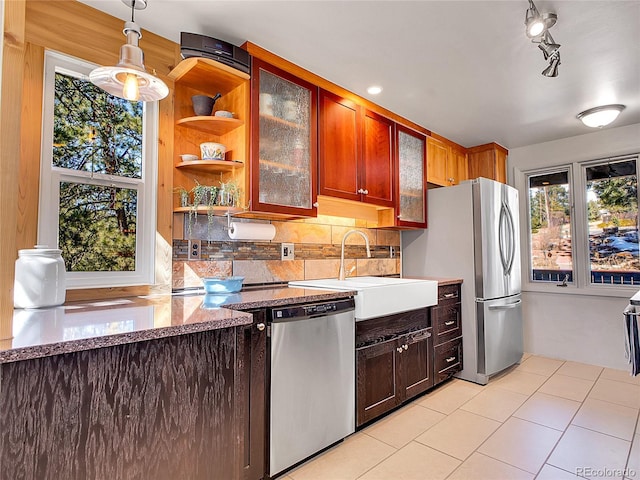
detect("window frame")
[38,50,158,289]
[517,153,640,298]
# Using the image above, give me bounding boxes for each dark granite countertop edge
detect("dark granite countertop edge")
[0,309,253,364]
[1,288,357,364]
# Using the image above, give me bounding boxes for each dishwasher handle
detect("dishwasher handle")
[270,298,355,322]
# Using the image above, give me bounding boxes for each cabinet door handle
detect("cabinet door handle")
[446,356,456,363]
[403,344,408,350]
[444,321,455,326]
[256,323,266,331]
[363,189,369,195]
[313,202,319,208]
[443,293,457,298]
[396,347,404,353]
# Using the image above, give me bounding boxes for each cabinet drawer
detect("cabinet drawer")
[434,337,463,384]
[438,284,461,305]
[356,308,429,348]
[432,302,461,344]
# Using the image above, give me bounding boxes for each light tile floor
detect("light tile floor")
[283,354,640,480]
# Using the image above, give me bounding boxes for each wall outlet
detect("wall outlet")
[390,246,395,258]
[188,239,201,260]
[281,243,295,261]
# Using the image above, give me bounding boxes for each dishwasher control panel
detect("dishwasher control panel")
[270,298,355,322]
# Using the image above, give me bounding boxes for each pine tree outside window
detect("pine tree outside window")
[39,51,157,289]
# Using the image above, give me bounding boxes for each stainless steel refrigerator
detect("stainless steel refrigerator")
[402,177,523,385]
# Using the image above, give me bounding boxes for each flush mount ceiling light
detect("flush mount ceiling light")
[89,0,168,102]
[524,0,557,38]
[367,86,383,95]
[576,104,626,128]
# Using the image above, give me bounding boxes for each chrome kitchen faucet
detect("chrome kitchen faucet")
[339,230,371,281]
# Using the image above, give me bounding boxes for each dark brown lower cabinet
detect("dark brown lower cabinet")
[238,310,267,480]
[356,309,433,427]
[0,327,247,480]
[432,282,464,386]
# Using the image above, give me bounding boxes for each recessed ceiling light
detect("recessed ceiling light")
[576,104,626,128]
[367,86,382,95]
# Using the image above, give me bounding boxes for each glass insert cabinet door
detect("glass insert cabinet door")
[250,58,318,216]
[396,125,427,227]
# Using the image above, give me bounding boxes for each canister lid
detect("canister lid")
[18,245,62,256]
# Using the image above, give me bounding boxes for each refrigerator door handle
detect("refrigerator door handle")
[499,201,516,275]
[488,299,522,310]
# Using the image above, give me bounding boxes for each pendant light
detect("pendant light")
[576,105,626,128]
[89,0,168,102]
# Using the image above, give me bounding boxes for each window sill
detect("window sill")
[522,282,638,299]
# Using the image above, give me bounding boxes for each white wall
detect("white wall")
[509,123,640,371]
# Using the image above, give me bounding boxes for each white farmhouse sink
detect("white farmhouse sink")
[288,276,438,320]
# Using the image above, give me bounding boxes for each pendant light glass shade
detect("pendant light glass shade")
[89,5,168,102]
[577,105,626,128]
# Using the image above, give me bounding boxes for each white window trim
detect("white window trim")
[39,50,157,289]
[515,153,640,298]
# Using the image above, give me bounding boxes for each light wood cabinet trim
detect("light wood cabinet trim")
[1,0,27,339]
[244,41,431,138]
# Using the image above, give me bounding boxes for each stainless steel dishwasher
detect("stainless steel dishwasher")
[268,298,356,477]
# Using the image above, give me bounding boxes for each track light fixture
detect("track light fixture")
[524,0,557,38]
[524,0,561,77]
[89,0,168,102]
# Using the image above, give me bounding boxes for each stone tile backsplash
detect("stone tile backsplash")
[172,214,402,289]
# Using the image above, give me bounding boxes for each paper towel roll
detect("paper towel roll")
[228,222,276,241]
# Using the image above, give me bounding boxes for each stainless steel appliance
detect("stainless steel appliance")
[402,177,523,384]
[268,298,356,476]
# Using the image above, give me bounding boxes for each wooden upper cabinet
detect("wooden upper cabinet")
[250,58,318,216]
[426,136,450,186]
[450,147,468,186]
[467,142,508,184]
[427,137,471,186]
[395,125,427,228]
[362,109,394,207]
[319,89,394,207]
[319,90,361,203]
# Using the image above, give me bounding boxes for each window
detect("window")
[39,51,157,289]
[524,154,639,292]
[528,169,572,283]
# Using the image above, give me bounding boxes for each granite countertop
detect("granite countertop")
[404,276,464,286]
[1,286,356,364]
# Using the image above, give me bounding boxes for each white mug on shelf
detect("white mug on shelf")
[259,93,274,116]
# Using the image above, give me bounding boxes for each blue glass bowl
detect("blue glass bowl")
[202,276,244,294]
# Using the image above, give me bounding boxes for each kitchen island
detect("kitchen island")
[0,286,355,480]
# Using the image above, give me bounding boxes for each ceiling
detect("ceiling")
[79,0,640,150]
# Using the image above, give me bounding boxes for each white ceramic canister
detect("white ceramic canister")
[14,246,66,309]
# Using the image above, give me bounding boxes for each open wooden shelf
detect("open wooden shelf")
[168,57,249,93]
[173,206,244,215]
[176,116,244,135]
[176,160,244,172]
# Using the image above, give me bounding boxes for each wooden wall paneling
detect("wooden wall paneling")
[1,0,26,340]
[21,0,180,301]
[0,329,240,480]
